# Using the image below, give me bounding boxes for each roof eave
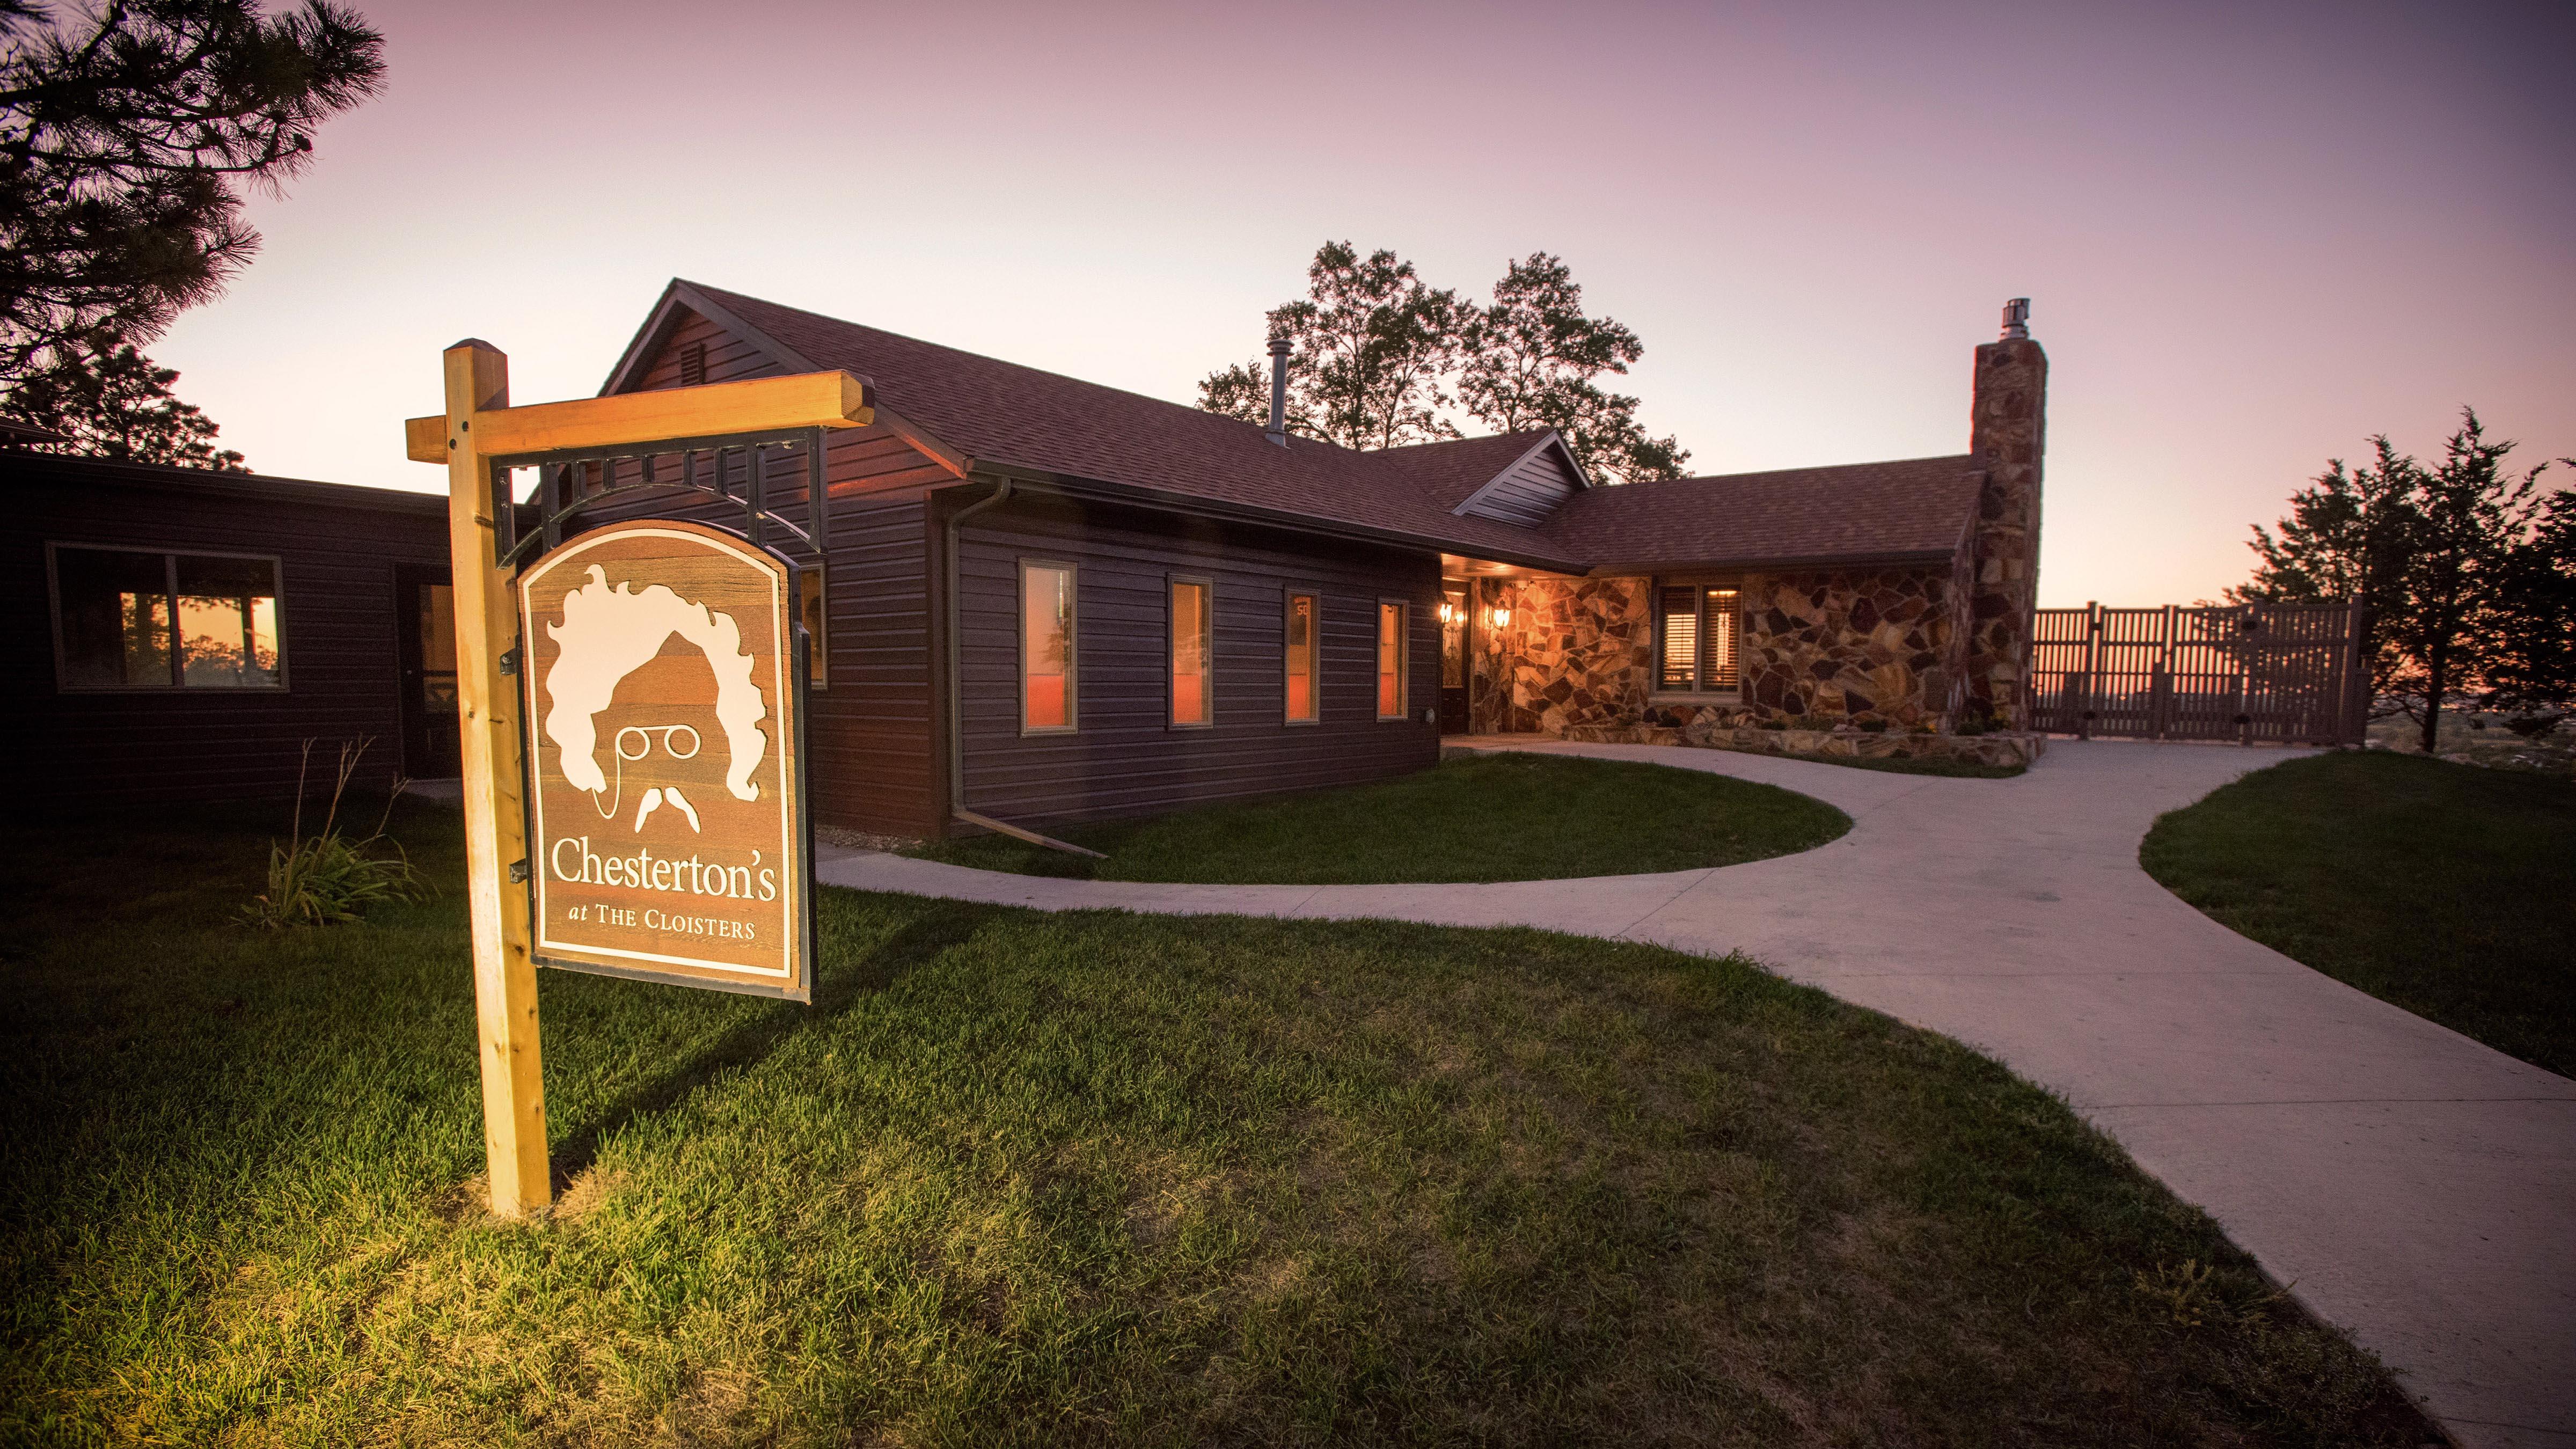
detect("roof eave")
[8,453,447,515]
[964,460,1589,574]
[1578,547,1962,576]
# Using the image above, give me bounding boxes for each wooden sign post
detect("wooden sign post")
[415,340,867,1217]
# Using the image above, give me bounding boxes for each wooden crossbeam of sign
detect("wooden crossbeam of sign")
[404,370,872,463]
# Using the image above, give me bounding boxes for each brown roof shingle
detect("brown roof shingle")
[664,282,1984,576]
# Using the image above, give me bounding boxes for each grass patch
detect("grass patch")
[907,752,1849,882]
[0,797,2434,1445]
[2142,750,2575,1078]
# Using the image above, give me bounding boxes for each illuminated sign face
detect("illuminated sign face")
[518,519,809,1000]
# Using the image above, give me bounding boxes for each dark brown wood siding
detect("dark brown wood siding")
[589,306,950,838]
[956,491,1443,828]
[1,465,449,806]
[1458,444,1582,526]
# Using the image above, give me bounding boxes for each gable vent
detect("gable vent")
[679,342,707,387]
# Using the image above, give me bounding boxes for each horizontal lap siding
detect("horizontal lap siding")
[593,308,945,838]
[957,494,1441,828]
[3,480,448,806]
[1460,446,1579,526]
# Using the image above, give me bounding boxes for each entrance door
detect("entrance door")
[1439,582,1469,734]
[394,565,462,779]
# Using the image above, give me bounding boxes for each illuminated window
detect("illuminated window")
[1020,561,1075,732]
[1376,600,1407,719]
[1169,576,1212,727]
[1284,592,1318,723]
[800,569,828,687]
[51,544,282,691]
[1657,583,1739,694]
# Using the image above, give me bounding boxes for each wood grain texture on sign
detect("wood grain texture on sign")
[518,519,809,999]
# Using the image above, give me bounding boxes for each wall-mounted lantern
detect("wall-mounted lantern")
[1488,606,1512,629]
[1437,602,1457,625]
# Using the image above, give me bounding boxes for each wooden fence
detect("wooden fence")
[2028,601,2368,744]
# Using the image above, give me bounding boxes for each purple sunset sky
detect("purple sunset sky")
[150,0,2573,605]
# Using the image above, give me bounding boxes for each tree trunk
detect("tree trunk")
[2420,638,2446,755]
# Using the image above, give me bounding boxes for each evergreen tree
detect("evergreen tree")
[2483,479,2576,733]
[2380,412,2552,753]
[1,0,385,382]
[7,339,245,468]
[2227,438,2422,707]
[1457,253,1688,484]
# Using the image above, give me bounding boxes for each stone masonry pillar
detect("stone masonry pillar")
[1965,299,2047,729]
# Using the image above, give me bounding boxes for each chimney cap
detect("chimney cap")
[2000,298,2031,341]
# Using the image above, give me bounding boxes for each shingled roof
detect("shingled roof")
[617,281,1982,576]
[1543,457,1984,570]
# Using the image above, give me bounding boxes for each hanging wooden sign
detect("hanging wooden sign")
[517,517,813,1001]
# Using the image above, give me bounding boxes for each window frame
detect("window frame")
[1016,558,1079,736]
[799,567,829,690]
[1374,596,1410,722]
[1166,572,1215,730]
[1281,587,1321,726]
[1651,575,1743,702]
[46,540,291,694]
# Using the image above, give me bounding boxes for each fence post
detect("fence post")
[2079,602,2100,741]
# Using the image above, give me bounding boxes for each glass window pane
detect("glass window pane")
[173,555,281,687]
[1285,594,1317,722]
[1377,602,1403,718]
[1170,580,1209,725]
[1659,586,1697,690]
[55,547,173,687]
[1023,564,1073,729]
[1703,588,1739,692]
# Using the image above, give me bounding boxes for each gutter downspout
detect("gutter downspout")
[942,478,1106,859]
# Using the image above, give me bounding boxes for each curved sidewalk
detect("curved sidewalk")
[817,738,2576,1448]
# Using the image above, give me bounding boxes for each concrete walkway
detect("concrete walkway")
[817,739,2575,1448]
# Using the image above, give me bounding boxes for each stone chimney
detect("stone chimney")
[1965,298,2046,729]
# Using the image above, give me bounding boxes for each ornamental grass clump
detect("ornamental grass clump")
[241,739,427,929]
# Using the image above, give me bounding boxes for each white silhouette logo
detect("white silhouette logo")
[540,565,769,833]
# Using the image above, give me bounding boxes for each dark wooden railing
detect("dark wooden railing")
[2029,601,2367,745]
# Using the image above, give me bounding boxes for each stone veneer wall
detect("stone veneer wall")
[1467,575,1650,735]
[1468,565,1971,734]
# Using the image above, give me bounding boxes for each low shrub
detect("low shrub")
[241,740,428,929]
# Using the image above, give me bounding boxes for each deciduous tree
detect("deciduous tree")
[0,0,385,382]
[1199,241,1466,450]
[1457,252,1688,484]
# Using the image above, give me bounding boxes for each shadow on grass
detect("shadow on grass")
[543,898,996,1186]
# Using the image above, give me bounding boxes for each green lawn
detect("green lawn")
[0,800,2432,1446]
[908,752,1850,882]
[2142,750,2576,1079]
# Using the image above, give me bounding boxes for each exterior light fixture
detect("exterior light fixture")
[1437,602,1457,625]
[1489,606,1512,628]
